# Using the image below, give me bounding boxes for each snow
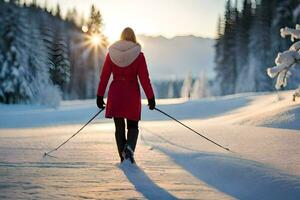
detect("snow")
[181,72,193,98]
[289,41,300,51]
[191,71,210,99]
[294,87,300,101]
[0,95,249,128]
[267,50,300,90]
[1,90,300,199]
[281,26,300,42]
[268,25,300,91]
[119,160,177,200]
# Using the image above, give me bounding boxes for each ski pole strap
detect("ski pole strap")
[44,108,105,157]
[154,107,230,152]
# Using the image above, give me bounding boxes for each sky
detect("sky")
[31,0,226,43]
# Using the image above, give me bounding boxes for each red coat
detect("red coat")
[97,52,154,121]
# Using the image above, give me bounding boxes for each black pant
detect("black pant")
[113,117,139,159]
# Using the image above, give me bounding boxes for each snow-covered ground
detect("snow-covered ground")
[1,90,300,199]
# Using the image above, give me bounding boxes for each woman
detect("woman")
[96,27,156,164]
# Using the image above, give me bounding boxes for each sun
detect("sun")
[91,34,101,46]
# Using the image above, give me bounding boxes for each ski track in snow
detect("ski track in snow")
[0,125,232,200]
[1,90,300,199]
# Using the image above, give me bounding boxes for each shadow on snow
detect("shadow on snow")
[157,147,300,200]
[119,161,177,200]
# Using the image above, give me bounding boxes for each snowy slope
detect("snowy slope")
[1,90,299,130]
[1,90,300,199]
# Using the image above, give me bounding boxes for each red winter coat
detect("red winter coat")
[97,40,154,121]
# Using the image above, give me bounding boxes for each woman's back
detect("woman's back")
[97,40,154,121]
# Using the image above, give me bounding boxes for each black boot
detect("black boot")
[123,144,135,164]
[114,118,126,163]
[127,128,139,152]
[115,130,126,162]
[124,128,139,163]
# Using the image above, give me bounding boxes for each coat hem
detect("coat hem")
[105,114,140,121]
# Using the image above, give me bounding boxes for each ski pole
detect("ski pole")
[154,107,230,152]
[43,108,105,157]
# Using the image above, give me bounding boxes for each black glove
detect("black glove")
[148,97,156,110]
[97,95,105,109]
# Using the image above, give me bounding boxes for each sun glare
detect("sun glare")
[91,34,101,46]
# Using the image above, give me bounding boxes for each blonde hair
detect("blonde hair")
[120,27,137,43]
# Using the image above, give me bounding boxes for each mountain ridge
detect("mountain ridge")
[136,35,215,80]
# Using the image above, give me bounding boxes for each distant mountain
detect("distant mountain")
[137,35,215,80]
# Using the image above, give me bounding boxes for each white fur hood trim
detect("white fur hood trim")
[108,40,141,67]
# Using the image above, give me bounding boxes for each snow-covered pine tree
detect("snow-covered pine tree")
[267,24,300,92]
[25,5,62,107]
[181,72,193,99]
[272,0,297,54]
[0,3,32,103]
[38,5,71,90]
[0,1,82,105]
[173,79,181,98]
[0,1,108,103]
[271,0,300,90]
[48,21,71,89]
[167,79,174,98]
[191,71,210,99]
[293,87,300,101]
[215,0,300,95]
[39,5,82,100]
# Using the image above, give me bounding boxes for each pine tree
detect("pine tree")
[215,0,300,95]
[249,0,276,91]
[272,0,296,53]
[87,5,108,47]
[235,0,254,93]
[0,2,69,105]
[48,22,71,89]
[217,0,238,95]
[37,7,71,93]
[271,0,300,89]
[55,3,61,19]
[77,5,107,99]
[0,3,32,103]
[191,71,210,99]
[267,25,300,91]
[181,72,193,99]
[26,5,62,106]
[213,15,224,96]
[0,1,108,103]
[66,8,79,26]
[167,80,174,98]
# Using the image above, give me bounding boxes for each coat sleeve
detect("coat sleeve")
[138,53,155,99]
[97,54,112,97]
